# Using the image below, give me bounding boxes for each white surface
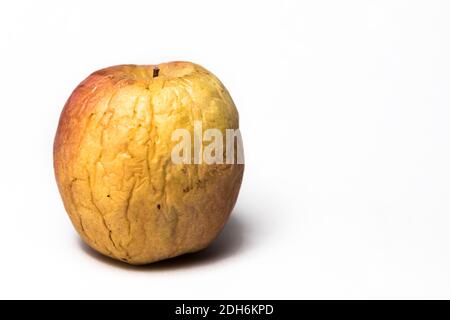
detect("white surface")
[1,0,450,299]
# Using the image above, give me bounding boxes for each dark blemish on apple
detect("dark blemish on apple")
[157,204,161,209]
[153,67,159,78]
[183,187,190,193]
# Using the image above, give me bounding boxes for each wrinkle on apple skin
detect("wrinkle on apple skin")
[54,62,244,265]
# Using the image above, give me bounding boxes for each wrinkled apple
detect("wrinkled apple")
[54,62,244,264]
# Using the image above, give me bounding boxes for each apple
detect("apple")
[54,62,244,264]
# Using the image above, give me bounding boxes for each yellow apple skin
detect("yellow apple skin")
[54,62,244,265]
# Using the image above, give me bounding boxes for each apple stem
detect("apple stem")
[153,67,159,78]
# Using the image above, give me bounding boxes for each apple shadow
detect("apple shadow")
[78,213,246,271]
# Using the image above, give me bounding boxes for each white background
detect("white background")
[1,0,450,299]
